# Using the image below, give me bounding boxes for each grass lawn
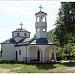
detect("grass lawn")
[0,61,75,73]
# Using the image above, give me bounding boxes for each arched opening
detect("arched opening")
[45,46,54,62]
[36,17,39,22]
[29,46,42,62]
[37,28,39,31]
[43,28,46,32]
[41,16,45,22]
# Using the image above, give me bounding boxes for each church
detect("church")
[0,5,57,63]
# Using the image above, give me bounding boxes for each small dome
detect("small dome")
[12,28,30,32]
[15,28,28,32]
[35,11,47,15]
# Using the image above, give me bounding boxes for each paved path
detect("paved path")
[0,68,10,73]
[0,67,23,73]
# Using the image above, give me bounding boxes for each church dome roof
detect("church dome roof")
[35,11,47,15]
[15,28,28,31]
[12,28,30,32]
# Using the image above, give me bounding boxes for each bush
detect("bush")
[56,43,75,60]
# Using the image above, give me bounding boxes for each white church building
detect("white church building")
[0,5,57,63]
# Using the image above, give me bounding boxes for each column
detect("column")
[42,50,45,62]
[53,46,57,62]
[27,47,30,62]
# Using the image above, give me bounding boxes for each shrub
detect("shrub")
[56,43,75,60]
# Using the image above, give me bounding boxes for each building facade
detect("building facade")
[0,5,57,63]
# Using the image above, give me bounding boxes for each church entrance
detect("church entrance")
[37,50,40,61]
[16,51,18,60]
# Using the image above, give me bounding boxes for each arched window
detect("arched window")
[37,17,39,22]
[17,33,19,37]
[19,50,21,55]
[24,33,27,36]
[43,28,45,32]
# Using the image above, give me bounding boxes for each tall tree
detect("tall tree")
[55,2,75,47]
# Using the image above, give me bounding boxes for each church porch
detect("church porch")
[27,45,57,63]
[45,46,57,62]
[28,46,43,62]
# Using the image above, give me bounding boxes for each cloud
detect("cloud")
[0,5,34,16]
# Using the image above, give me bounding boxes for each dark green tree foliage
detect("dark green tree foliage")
[48,29,56,43]
[56,43,75,60]
[55,2,75,47]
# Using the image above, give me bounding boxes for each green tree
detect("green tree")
[56,43,75,60]
[55,2,75,47]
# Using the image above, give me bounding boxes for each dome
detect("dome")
[15,28,28,32]
[12,28,30,33]
[35,11,47,15]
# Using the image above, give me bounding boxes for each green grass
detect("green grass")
[0,61,75,73]
[0,63,24,69]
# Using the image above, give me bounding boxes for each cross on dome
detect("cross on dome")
[19,22,23,29]
[39,5,43,11]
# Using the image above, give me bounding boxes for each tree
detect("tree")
[56,43,75,60]
[54,2,75,47]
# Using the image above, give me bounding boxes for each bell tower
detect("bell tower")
[35,5,48,44]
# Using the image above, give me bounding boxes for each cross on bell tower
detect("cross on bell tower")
[19,22,23,29]
[39,5,43,11]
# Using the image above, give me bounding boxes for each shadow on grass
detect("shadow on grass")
[0,61,75,70]
[25,62,57,70]
[60,62,75,67]
[25,62,75,70]
[35,64,56,70]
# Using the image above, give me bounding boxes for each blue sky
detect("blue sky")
[0,1,61,45]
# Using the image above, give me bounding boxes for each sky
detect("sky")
[0,1,61,48]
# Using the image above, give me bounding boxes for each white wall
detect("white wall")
[1,43,15,60]
[35,22,47,28]
[29,47,38,59]
[12,32,30,38]
[1,43,56,62]
[15,46,27,61]
[35,22,47,38]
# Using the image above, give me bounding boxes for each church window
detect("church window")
[19,50,21,55]
[43,28,45,31]
[37,17,39,22]
[24,33,27,36]
[17,33,19,37]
